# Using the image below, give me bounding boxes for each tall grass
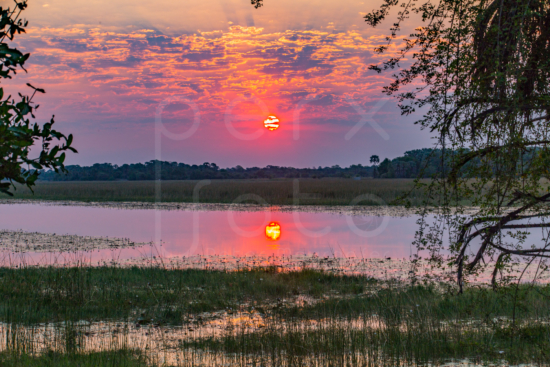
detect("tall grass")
[0,266,373,324]
[0,350,149,367]
[1,179,426,206]
[0,265,549,365]
[185,280,550,365]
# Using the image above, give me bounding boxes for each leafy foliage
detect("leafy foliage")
[0,1,76,196]
[366,0,550,291]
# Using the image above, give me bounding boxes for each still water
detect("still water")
[0,203,417,263]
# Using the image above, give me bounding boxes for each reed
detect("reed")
[0,350,149,367]
[0,266,373,324]
[1,179,427,206]
[0,265,549,365]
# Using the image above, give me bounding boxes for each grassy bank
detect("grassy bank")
[0,179,425,206]
[0,265,549,365]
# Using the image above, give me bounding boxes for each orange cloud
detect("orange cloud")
[3,17,427,168]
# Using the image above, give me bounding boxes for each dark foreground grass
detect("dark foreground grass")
[1,266,548,325]
[1,266,550,365]
[188,283,550,365]
[1,179,425,206]
[187,322,550,366]
[0,350,148,367]
[0,266,371,324]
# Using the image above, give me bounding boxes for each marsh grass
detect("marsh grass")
[183,280,550,365]
[0,349,149,367]
[186,321,550,366]
[0,266,373,324]
[1,179,427,206]
[0,265,550,365]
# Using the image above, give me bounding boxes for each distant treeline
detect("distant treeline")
[38,148,455,181]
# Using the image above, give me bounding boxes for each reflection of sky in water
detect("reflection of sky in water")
[1,204,547,269]
[0,203,416,259]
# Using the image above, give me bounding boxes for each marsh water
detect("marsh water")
[0,202,548,367]
[0,202,418,264]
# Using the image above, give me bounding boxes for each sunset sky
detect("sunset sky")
[6,0,433,168]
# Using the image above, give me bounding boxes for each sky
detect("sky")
[5,0,434,168]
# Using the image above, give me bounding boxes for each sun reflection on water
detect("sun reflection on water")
[265,222,281,241]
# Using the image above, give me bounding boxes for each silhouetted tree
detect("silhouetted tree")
[367,0,550,291]
[0,1,76,195]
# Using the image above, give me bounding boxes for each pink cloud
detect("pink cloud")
[4,19,431,167]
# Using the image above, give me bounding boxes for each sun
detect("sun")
[264,115,280,131]
[265,222,281,240]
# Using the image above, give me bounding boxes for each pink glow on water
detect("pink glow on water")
[0,204,416,264]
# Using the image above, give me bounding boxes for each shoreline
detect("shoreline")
[2,198,528,217]
[0,198,418,217]
[0,199,499,217]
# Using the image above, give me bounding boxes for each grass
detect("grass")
[0,350,148,367]
[0,179,426,206]
[0,265,550,365]
[0,266,373,324]
[186,322,550,365]
[189,279,550,365]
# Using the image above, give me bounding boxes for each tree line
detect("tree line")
[39,148,448,181]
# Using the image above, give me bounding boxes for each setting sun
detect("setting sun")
[264,116,280,131]
[265,222,281,240]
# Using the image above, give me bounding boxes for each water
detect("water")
[0,203,546,366]
[0,203,417,264]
